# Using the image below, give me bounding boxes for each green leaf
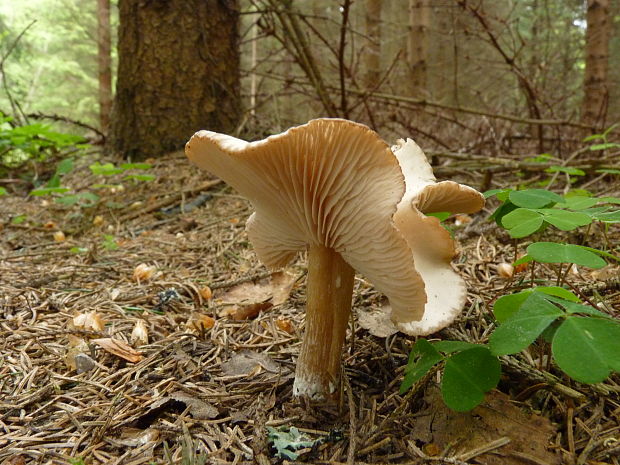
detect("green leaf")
[544,296,612,319]
[563,196,598,210]
[589,142,620,151]
[552,317,620,383]
[400,339,443,394]
[55,194,80,205]
[427,211,451,221]
[121,162,152,170]
[509,189,564,208]
[538,209,592,230]
[545,166,585,176]
[494,292,532,323]
[70,247,88,254]
[501,208,544,237]
[592,211,620,223]
[56,157,74,175]
[46,174,61,188]
[526,242,606,268]
[432,341,480,354]
[489,293,564,356]
[89,162,124,176]
[595,169,620,175]
[598,196,620,204]
[484,188,511,199]
[0,187,6,196]
[102,235,119,251]
[577,246,619,262]
[124,174,156,182]
[441,347,500,412]
[490,200,518,225]
[30,187,70,196]
[11,214,26,225]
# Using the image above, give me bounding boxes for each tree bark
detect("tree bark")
[363,0,382,90]
[407,0,430,98]
[582,0,611,128]
[97,0,112,134]
[109,0,241,160]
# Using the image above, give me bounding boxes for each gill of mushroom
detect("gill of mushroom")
[185,119,485,400]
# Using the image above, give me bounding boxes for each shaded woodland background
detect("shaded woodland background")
[1,0,619,161]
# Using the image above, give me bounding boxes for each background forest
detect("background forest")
[1,0,619,155]
[1,1,620,465]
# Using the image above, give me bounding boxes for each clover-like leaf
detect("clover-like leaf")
[526,242,606,268]
[493,287,579,323]
[538,209,592,231]
[441,347,500,412]
[552,317,620,383]
[501,208,544,238]
[400,338,443,394]
[509,189,564,208]
[490,292,564,356]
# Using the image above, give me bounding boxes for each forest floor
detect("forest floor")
[0,149,619,465]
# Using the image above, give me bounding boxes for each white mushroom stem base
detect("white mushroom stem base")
[293,244,355,400]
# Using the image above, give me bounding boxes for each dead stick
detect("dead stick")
[120,179,222,221]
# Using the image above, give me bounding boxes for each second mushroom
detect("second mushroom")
[186,119,484,400]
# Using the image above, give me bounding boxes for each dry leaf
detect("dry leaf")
[43,221,56,229]
[73,311,106,332]
[357,305,399,338]
[218,271,296,306]
[131,319,149,345]
[222,301,273,321]
[275,317,294,333]
[92,215,104,226]
[53,231,66,242]
[133,263,155,282]
[64,337,90,371]
[92,337,143,363]
[220,350,280,377]
[590,265,619,281]
[199,285,213,300]
[115,428,160,447]
[185,312,215,331]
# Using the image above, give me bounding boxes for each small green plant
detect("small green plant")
[0,113,86,170]
[401,185,620,411]
[267,426,324,460]
[27,159,155,208]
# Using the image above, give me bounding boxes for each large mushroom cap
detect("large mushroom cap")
[186,119,428,322]
[392,139,485,335]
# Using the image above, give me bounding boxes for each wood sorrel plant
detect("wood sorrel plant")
[401,187,620,411]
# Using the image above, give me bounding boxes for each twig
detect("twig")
[26,112,105,140]
[120,179,222,221]
[337,0,351,118]
[456,437,511,461]
[0,20,37,125]
[346,88,594,130]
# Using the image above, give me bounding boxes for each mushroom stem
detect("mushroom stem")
[293,243,355,400]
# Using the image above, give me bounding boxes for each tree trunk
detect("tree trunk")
[109,0,240,160]
[363,0,382,90]
[97,0,112,134]
[582,0,611,128]
[407,0,430,97]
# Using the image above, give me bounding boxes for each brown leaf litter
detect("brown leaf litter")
[0,149,619,464]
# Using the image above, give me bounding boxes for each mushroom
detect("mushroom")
[185,119,484,400]
[391,138,485,335]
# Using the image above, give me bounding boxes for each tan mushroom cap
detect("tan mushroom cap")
[392,139,485,335]
[186,119,428,322]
